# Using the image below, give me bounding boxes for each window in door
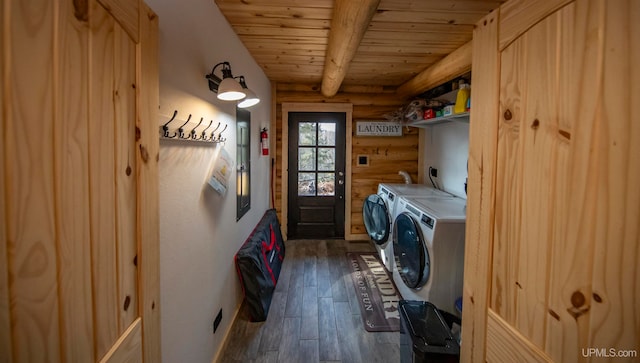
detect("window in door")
[237,108,250,220]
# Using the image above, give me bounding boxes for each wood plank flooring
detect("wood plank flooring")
[218,240,400,363]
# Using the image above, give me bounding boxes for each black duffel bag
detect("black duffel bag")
[234,209,286,321]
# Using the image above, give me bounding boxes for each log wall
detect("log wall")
[274,83,418,237]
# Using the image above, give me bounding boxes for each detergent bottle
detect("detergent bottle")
[454,80,470,114]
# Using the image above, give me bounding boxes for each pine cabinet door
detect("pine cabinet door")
[0,0,160,361]
[463,0,640,362]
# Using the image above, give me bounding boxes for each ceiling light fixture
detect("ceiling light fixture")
[205,62,246,101]
[236,76,260,108]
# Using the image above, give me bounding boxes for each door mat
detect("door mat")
[346,252,401,332]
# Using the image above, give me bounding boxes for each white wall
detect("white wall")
[144,0,271,362]
[421,121,469,199]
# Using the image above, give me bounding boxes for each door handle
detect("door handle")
[338,179,344,185]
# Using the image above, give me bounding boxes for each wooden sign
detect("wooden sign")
[356,121,403,136]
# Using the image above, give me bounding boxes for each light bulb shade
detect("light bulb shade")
[237,88,260,108]
[217,77,246,101]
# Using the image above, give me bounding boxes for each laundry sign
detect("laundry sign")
[356,121,403,136]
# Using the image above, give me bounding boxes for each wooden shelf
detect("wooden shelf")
[408,111,470,127]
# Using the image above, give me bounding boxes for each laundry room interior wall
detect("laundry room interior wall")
[145,0,271,361]
[420,122,470,199]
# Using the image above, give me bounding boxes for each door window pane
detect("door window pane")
[298,173,316,196]
[317,173,335,196]
[318,123,336,146]
[298,148,316,171]
[317,148,335,171]
[236,109,251,220]
[299,122,317,146]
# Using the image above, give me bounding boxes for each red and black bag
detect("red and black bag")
[234,209,286,321]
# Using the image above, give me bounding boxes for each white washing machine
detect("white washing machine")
[362,184,451,271]
[392,195,466,316]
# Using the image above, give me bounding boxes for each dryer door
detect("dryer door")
[362,194,391,245]
[393,212,430,289]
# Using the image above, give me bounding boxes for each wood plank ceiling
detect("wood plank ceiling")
[214,0,504,97]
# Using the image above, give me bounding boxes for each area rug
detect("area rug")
[346,252,401,332]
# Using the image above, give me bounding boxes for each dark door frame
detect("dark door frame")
[281,103,354,240]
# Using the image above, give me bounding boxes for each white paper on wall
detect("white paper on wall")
[208,148,234,195]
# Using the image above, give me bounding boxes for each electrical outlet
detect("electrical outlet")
[213,309,222,334]
[430,168,438,177]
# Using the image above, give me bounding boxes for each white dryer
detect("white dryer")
[392,195,466,316]
[362,184,451,271]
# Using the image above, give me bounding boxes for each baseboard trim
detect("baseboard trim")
[210,301,244,363]
[346,233,369,241]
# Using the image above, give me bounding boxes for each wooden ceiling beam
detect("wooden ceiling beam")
[396,40,473,99]
[321,0,381,97]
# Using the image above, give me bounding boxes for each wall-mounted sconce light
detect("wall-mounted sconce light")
[205,62,246,101]
[236,76,260,108]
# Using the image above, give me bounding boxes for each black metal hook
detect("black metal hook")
[209,122,221,141]
[189,117,204,140]
[216,124,228,143]
[162,110,178,138]
[199,120,213,141]
[177,114,191,139]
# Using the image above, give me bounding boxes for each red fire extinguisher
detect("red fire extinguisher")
[260,127,269,156]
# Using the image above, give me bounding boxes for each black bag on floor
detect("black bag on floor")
[234,209,286,321]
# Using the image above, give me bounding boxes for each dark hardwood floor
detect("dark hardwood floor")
[218,239,400,363]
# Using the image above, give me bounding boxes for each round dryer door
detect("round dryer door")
[362,194,391,245]
[393,212,430,289]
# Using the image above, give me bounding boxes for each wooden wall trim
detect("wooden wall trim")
[97,0,140,43]
[486,310,554,363]
[270,81,277,208]
[280,105,289,240]
[417,128,425,184]
[348,233,369,241]
[136,3,160,362]
[0,0,11,357]
[498,0,572,50]
[461,9,500,363]
[99,318,143,363]
[396,41,472,99]
[343,110,354,240]
[281,102,353,240]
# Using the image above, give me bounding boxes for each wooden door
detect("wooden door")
[463,0,640,362]
[287,112,346,239]
[0,0,160,362]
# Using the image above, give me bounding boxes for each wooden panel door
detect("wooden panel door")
[287,112,346,239]
[463,0,640,362]
[0,0,159,362]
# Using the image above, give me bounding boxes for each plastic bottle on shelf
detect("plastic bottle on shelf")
[454,80,470,114]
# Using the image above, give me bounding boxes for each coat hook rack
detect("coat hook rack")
[159,110,226,144]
